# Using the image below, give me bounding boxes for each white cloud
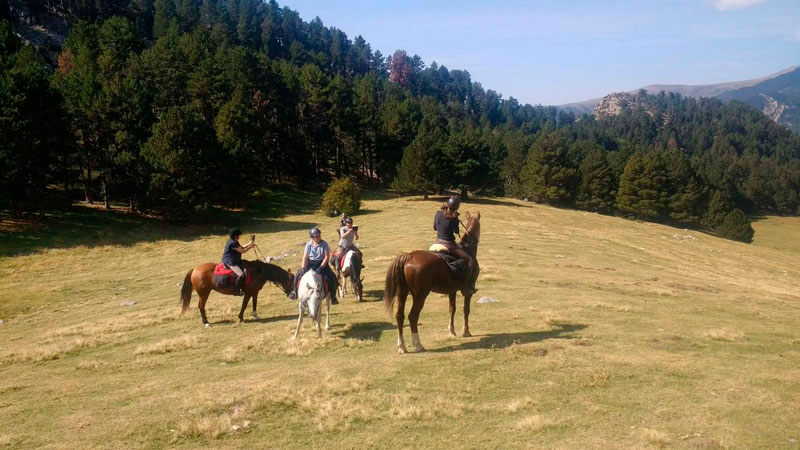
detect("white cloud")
[711,0,765,11]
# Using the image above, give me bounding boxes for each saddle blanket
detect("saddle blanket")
[213,263,251,288]
[427,245,467,280]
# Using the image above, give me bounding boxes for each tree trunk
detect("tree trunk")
[102,177,110,209]
[84,159,93,204]
[461,186,468,200]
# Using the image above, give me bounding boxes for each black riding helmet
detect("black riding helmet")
[344,217,353,225]
[229,228,242,239]
[309,227,321,237]
[447,196,461,211]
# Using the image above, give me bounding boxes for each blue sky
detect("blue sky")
[279,0,800,105]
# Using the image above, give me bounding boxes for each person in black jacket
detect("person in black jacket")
[433,196,477,294]
[222,228,256,296]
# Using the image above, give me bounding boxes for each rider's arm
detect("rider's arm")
[301,253,308,270]
[341,228,353,238]
[234,242,255,253]
[354,230,359,240]
[321,247,331,267]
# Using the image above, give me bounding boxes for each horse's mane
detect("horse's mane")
[460,214,481,256]
[248,260,292,292]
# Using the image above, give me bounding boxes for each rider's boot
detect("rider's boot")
[234,275,244,296]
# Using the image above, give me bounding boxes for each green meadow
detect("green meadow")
[1,190,798,449]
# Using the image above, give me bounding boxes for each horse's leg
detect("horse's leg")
[396,289,409,354]
[293,302,304,340]
[408,292,428,352]
[463,293,473,337]
[198,293,210,327]
[448,293,457,337]
[324,294,331,331]
[238,294,250,322]
[251,292,260,320]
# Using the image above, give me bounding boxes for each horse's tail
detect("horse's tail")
[180,269,194,313]
[384,252,411,316]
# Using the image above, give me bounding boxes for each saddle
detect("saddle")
[213,262,251,289]
[428,244,468,280]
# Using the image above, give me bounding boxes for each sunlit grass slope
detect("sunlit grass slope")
[1,192,798,449]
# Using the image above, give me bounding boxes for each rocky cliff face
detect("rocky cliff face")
[592,92,653,119]
[6,0,68,68]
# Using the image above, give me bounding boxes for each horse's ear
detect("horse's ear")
[465,211,472,221]
[476,211,480,220]
[287,268,292,274]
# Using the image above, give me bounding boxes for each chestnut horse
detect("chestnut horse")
[384,211,481,353]
[180,260,294,327]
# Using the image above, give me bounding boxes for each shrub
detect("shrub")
[716,209,754,243]
[321,178,361,217]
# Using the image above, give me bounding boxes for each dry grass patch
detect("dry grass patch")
[174,403,250,440]
[642,429,672,448]
[75,359,118,370]
[133,335,204,355]
[44,311,176,342]
[0,433,19,448]
[515,414,555,432]
[702,329,745,342]
[251,375,379,431]
[0,333,129,364]
[506,396,535,413]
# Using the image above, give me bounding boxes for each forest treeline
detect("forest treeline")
[1,0,799,230]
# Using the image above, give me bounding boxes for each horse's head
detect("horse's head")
[461,211,481,257]
[253,261,295,295]
[299,271,325,321]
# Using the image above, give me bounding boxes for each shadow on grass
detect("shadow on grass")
[361,289,385,302]
[430,322,587,353]
[242,314,297,325]
[336,321,395,341]
[404,195,530,208]
[0,186,322,257]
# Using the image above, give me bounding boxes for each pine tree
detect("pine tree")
[153,0,177,39]
[519,133,578,205]
[576,150,615,212]
[616,152,669,220]
[716,209,754,243]
[704,190,732,229]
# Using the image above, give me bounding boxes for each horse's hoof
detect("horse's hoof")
[398,346,408,354]
[414,345,426,353]
[251,313,260,320]
[204,323,211,328]
[462,330,472,338]
[449,331,457,338]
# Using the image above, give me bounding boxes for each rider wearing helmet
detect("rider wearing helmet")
[434,196,477,295]
[333,216,362,266]
[222,228,256,296]
[288,227,339,304]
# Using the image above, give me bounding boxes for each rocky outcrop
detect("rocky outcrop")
[6,0,68,69]
[592,92,653,119]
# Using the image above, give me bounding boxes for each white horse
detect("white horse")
[293,270,331,339]
[336,249,364,302]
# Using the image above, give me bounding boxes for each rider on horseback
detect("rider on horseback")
[222,228,256,296]
[434,196,477,295]
[333,216,363,267]
[288,227,340,304]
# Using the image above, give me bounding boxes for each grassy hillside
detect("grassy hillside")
[1,192,799,449]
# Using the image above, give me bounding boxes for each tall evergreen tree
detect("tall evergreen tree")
[519,133,578,204]
[576,150,615,212]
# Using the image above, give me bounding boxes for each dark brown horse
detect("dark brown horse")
[180,260,294,327]
[336,249,364,302]
[384,211,481,353]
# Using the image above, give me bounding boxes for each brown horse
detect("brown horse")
[180,260,294,327]
[384,211,481,353]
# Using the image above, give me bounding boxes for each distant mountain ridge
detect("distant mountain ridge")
[558,65,800,131]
